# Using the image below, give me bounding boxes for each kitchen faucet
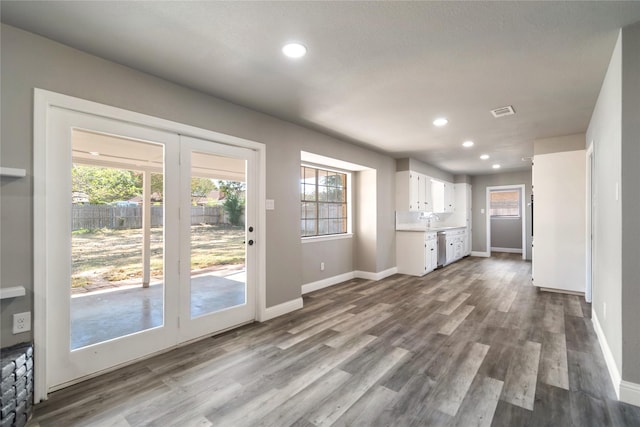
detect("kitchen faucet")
[420,212,440,228]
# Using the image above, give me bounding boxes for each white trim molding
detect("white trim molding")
[620,380,640,407]
[302,272,355,295]
[471,251,490,258]
[490,247,523,254]
[592,310,622,399]
[354,267,398,281]
[259,298,304,322]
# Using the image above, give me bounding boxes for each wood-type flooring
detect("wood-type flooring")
[30,253,640,426]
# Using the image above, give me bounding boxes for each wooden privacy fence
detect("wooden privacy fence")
[72,205,237,230]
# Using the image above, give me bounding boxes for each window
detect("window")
[490,190,521,217]
[300,165,348,237]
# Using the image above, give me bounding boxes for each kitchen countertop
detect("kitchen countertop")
[396,226,466,232]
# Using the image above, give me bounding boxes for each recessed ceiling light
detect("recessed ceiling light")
[480,154,490,160]
[89,151,100,156]
[492,164,501,169]
[433,117,448,127]
[462,140,474,148]
[282,43,307,58]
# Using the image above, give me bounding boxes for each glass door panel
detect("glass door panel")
[189,151,247,319]
[70,129,165,349]
[179,136,255,343]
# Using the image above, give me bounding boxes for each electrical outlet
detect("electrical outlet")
[13,311,31,334]
[320,262,325,271]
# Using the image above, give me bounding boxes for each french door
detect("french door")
[44,107,256,392]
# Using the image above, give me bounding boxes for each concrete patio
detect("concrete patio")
[70,271,246,349]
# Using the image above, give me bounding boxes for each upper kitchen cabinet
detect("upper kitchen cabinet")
[396,170,431,211]
[430,179,455,213]
[532,149,586,294]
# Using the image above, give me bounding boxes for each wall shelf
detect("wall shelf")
[0,286,26,299]
[0,167,26,178]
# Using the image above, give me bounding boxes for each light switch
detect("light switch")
[481,208,485,214]
[266,199,275,210]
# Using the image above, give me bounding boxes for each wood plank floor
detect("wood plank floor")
[30,253,640,426]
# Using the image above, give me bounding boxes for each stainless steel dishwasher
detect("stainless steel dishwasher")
[437,231,447,267]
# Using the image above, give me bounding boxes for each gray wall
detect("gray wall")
[534,133,585,155]
[490,218,523,250]
[620,21,640,383]
[0,24,397,346]
[587,31,623,376]
[471,171,533,260]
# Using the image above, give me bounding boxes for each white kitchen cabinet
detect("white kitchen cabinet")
[396,231,437,276]
[443,228,466,265]
[463,230,471,256]
[444,182,455,212]
[426,233,438,273]
[452,183,473,255]
[396,170,432,211]
[431,179,455,213]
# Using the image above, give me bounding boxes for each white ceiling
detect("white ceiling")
[3,1,640,175]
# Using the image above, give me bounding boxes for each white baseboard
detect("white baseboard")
[302,267,399,295]
[354,267,398,281]
[620,380,640,407]
[592,310,622,399]
[302,272,355,295]
[471,251,490,258]
[490,247,523,254]
[260,297,303,322]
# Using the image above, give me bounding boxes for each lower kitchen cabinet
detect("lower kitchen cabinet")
[396,231,437,276]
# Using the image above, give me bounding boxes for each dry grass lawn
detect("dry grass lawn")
[72,225,245,291]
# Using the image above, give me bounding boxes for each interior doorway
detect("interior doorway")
[486,185,526,260]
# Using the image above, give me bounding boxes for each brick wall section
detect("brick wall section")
[0,343,33,427]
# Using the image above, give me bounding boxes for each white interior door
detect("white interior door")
[178,136,256,342]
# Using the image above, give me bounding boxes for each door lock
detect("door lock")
[248,240,254,246]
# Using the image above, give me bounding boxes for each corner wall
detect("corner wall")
[586,30,623,382]
[620,21,640,387]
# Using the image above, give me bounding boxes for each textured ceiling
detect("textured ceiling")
[3,1,640,175]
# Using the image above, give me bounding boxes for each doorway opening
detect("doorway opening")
[486,185,526,260]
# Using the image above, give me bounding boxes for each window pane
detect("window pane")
[490,190,520,216]
[302,167,316,184]
[300,165,348,237]
[302,202,316,219]
[303,184,316,201]
[318,169,328,186]
[301,220,316,236]
[318,185,328,202]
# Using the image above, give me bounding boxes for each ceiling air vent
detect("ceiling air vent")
[490,105,515,118]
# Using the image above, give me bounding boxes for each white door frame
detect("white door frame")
[585,144,594,303]
[33,89,267,402]
[485,184,526,260]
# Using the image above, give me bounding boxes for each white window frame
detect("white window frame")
[300,163,352,241]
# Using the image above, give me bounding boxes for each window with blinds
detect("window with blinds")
[490,190,521,217]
